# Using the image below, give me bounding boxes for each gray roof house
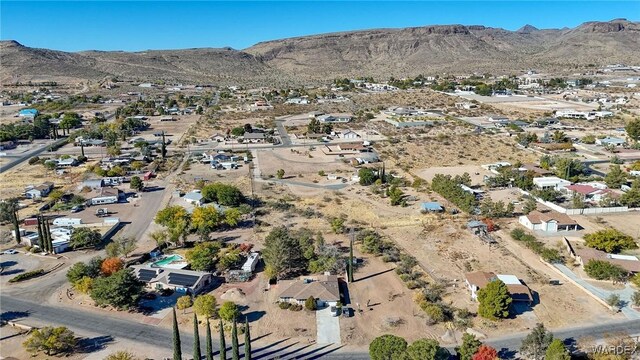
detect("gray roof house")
[83,179,105,190]
[278,274,340,308]
[183,190,204,206]
[131,265,213,295]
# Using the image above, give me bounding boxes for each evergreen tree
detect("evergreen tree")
[161,132,167,159]
[348,233,354,282]
[80,142,85,157]
[219,320,226,360]
[45,219,53,253]
[37,216,45,251]
[520,323,553,360]
[456,333,482,360]
[231,319,239,360]
[244,318,251,360]
[477,279,512,319]
[173,308,182,360]
[193,313,201,360]
[205,318,213,360]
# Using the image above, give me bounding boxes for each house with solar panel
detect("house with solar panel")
[130,265,214,295]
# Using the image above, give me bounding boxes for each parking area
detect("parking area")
[316,306,341,345]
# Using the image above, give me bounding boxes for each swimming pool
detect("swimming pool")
[152,254,188,269]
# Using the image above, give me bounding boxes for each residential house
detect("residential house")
[596,137,626,147]
[341,130,361,140]
[56,157,79,168]
[465,271,533,303]
[278,274,341,308]
[82,179,105,190]
[243,132,266,143]
[565,238,640,274]
[18,108,39,120]
[420,202,444,213]
[131,265,213,295]
[487,114,510,124]
[211,133,226,142]
[183,190,205,206]
[519,210,579,232]
[25,182,54,199]
[90,187,122,205]
[317,114,353,123]
[519,163,552,176]
[533,177,571,191]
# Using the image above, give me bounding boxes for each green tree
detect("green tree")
[219,301,239,322]
[606,294,621,309]
[276,169,285,179]
[194,294,217,318]
[632,291,640,307]
[231,319,239,360]
[173,308,182,360]
[67,262,90,284]
[620,179,640,207]
[305,296,317,311]
[477,279,512,320]
[358,168,377,186]
[545,339,570,360]
[369,334,408,360]
[205,318,213,360]
[262,226,306,279]
[130,176,144,191]
[554,157,584,180]
[456,333,482,360]
[219,320,226,360]
[193,314,201,360]
[23,326,76,356]
[224,208,242,227]
[186,242,222,271]
[523,197,537,214]
[155,205,190,228]
[0,198,21,244]
[625,118,640,142]
[330,217,345,234]
[584,260,628,281]
[191,206,224,236]
[584,228,637,253]
[519,323,553,360]
[406,338,449,360]
[70,227,102,249]
[90,269,143,310]
[604,165,628,189]
[176,295,193,313]
[244,318,252,360]
[387,185,405,206]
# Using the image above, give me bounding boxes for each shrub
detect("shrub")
[305,296,317,311]
[278,302,291,310]
[9,269,45,283]
[289,304,303,311]
[584,259,628,281]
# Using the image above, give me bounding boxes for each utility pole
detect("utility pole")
[348,227,355,283]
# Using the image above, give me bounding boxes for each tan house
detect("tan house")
[564,238,640,274]
[519,210,579,232]
[465,271,533,303]
[278,274,340,308]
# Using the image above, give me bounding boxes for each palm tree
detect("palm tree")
[552,130,567,143]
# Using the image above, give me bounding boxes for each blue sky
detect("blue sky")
[1,1,638,52]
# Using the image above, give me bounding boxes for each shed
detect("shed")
[420,202,444,213]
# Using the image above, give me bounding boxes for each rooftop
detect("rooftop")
[279,274,340,302]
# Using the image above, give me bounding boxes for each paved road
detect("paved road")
[582,157,640,177]
[4,294,640,359]
[275,120,292,146]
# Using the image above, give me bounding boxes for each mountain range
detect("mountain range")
[1,19,638,86]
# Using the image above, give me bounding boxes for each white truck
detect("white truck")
[95,208,110,217]
[52,218,83,226]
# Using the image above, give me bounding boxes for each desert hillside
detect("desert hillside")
[1,19,639,85]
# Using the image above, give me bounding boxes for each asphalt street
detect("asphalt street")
[3,294,640,359]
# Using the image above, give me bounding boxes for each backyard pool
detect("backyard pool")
[151,254,188,269]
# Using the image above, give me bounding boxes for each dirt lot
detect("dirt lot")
[343,253,443,346]
[417,165,492,185]
[256,148,354,179]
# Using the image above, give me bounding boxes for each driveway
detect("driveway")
[316,307,341,345]
[554,264,640,319]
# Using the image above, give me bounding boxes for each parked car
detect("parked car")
[71,205,84,213]
[330,306,340,317]
[2,249,18,255]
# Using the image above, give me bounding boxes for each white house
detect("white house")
[25,182,54,199]
[465,271,533,303]
[183,190,204,206]
[596,137,626,147]
[317,114,353,123]
[341,130,360,140]
[519,210,579,232]
[90,188,121,205]
[533,177,571,190]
